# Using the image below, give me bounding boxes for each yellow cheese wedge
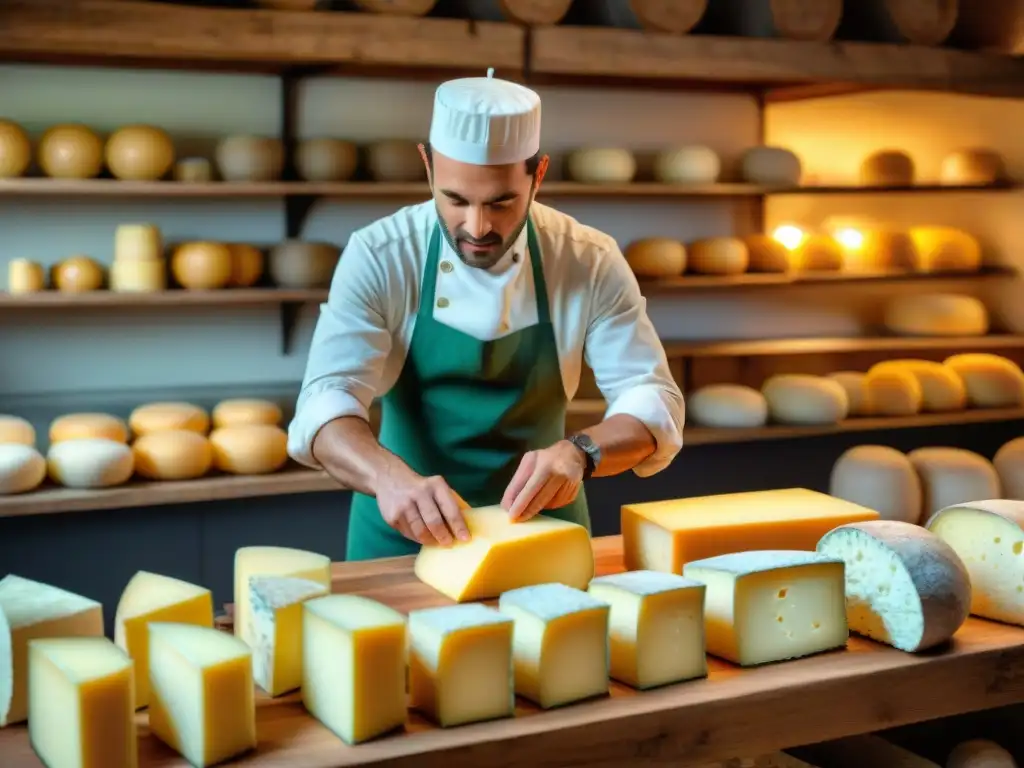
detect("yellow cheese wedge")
[587,570,707,690]
[233,546,331,644]
[497,583,610,709]
[247,576,329,697]
[113,570,214,708]
[302,594,406,744]
[0,574,103,727]
[622,487,879,574]
[148,623,256,767]
[413,506,594,602]
[408,603,514,727]
[28,637,137,768]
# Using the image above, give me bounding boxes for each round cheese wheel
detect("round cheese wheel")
[132,430,213,481]
[174,157,212,183]
[110,258,166,293]
[864,366,923,417]
[860,150,915,186]
[38,124,104,179]
[907,227,982,273]
[943,353,1024,408]
[947,739,1016,768]
[52,256,105,293]
[687,237,749,275]
[47,438,135,489]
[129,402,210,437]
[566,148,637,184]
[105,125,175,181]
[215,136,284,182]
[653,146,720,184]
[212,398,283,428]
[793,234,843,271]
[50,413,129,445]
[868,359,966,412]
[739,146,802,186]
[826,371,873,416]
[860,229,918,271]
[0,444,46,495]
[366,140,425,182]
[687,384,768,428]
[830,445,922,524]
[623,239,686,278]
[170,242,232,290]
[883,294,989,337]
[907,447,1001,517]
[0,120,31,179]
[994,437,1024,500]
[209,424,288,475]
[226,243,264,287]
[762,374,849,425]
[743,234,792,272]
[940,150,1006,186]
[7,259,44,294]
[296,138,359,182]
[0,415,35,446]
[114,224,162,263]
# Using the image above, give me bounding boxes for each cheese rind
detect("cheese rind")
[943,353,1024,408]
[994,437,1024,499]
[0,444,46,495]
[687,384,769,428]
[907,447,1001,517]
[868,359,967,412]
[816,520,971,652]
[682,550,848,666]
[47,438,135,489]
[587,570,707,689]
[233,546,331,644]
[829,445,923,524]
[762,374,849,425]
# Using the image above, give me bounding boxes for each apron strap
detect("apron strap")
[526,217,551,325]
[419,223,443,319]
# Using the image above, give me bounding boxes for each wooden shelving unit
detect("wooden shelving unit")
[664,334,1024,358]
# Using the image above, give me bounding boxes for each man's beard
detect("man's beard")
[437,208,532,270]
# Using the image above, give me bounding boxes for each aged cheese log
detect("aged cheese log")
[700,0,842,41]
[949,0,1024,54]
[838,0,958,46]
[440,0,572,25]
[569,0,708,34]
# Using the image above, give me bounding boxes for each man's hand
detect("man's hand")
[501,440,586,522]
[376,467,471,546]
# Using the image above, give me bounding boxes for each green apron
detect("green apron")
[345,216,591,561]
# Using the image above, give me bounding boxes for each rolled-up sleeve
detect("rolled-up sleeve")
[584,243,685,477]
[287,233,393,469]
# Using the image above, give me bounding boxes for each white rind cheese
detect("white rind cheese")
[994,437,1024,499]
[762,374,849,425]
[687,384,769,428]
[0,444,46,495]
[830,445,923,524]
[907,447,1001,517]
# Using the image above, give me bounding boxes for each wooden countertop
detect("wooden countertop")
[3,537,1024,767]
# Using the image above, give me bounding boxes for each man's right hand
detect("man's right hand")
[376,469,471,547]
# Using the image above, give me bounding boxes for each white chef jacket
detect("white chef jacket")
[287,200,686,477]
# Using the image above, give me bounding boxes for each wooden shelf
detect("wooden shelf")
[664,334,1024,358]
[0,288,328,308]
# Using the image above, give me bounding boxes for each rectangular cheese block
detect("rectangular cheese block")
[148,622,256,767]
[408,603,514,727]
[587,570,707,689]
[28,637,137,768]
[413,506,594,602]
[623,488,879,574]
[0,574,103,727]
[248,576,329,697]
[113,570,213,709]
[302,594,407,745]
[498,583,610,709]
[682,550,848,666]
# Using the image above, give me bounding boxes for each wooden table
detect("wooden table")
[3,536,1024,767]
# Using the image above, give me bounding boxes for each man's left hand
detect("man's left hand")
[501,440,586,522]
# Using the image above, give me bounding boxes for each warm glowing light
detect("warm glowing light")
[772,225,806,250]
[834,228,865,251]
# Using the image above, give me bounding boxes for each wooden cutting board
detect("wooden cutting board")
[4,536,1024,767]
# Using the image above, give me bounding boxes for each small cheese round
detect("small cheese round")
[38,124,104,179]
[52,256,105,293]
[209,424,288,475]
[105,125,175,181]
[816,520,971,652]
[864,366,923,417]
[907,227,982,273]
[170,242,233,290]
[211,398,283,429]
[883,294,989,337]
[762,374,849,425]
[793,234,843,271]
[623,238,685,278]
[226,243,264,288]
[943,353,1024,408]
[0,120,31,179]
[0,444,46,495]
[743,234,792,272]
[907,447,1001,517]
[860,150,915,186]
[994,437,1024,500]
[653,145,720,184]
[132,430,213,481]
[947,739,1017,768]
[940,150,1006,186]
[0,414,35,446]
[295,138,359,182]
[129,402,210,437]
[49,413,129,445]
[830,445,922,524]
[739,146,802,186]
[826,371,873,416]
[7,259,45,294]
[174,157,212,183]
[868,359,966,412]
[566,148,637,184]
[114,224,162,263]
[47,438,135,489]
[687,237,749,275]
[687,385,768,428]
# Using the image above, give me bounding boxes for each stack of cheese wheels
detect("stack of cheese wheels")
[829,445,922,524]
[825,372,873,416]
[128,402,212,482]
[907,446,1001,517]
[208,397,288,475]
[0,414,46,495]
[623,239,685,279]
[171,242,233,290]
[761,374,849,425]
[860,149,915,186]
[686,384,768,428]
[44,412,134,489]
[111,224,166,292]
[994,437,1024,499]
[943,353,1024,408]
[883,293,989,337]
[7,259,45,294]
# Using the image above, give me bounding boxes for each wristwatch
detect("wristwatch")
[567,433,601,480]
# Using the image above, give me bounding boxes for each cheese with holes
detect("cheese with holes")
[868,359,967,412]
[47,438,134,489]
[908,447,1001,516]
[498,584,609,708]
[687,237,749,275]
[826,371,873,416]
[587,570,706,689]
[148,623,256,767]
[414,506,594,601]
[907,227,982,273]
[0,444,45,495]
[566,147,636,184]
[302,594,406,744]
[623,238,686,278]
[233,546,331,644]
[212,398,283,429]
[687,384,768,428]
[860,150,915,186]
[210,424,288,474]
[114,223,162,263]
[940,149,1006,186]
[0,574,103,727]
[792,734,940,767]
[744,234,792,272]
[408,603,514,727]
[864,365,923,416]
[884,294,989,337]
[622,487,879,574]
[653,145,720,184]
[50,413,129,444]
[247,576,328,697]
[947,739,1017,768]
[762,374,849,425]
[682,550,848,666]
[994,437,1024,499]
[830,445,923,524]
[0,414,34,446]
[816,520,970,652]
[944,353,1024,408]
[132,430,212,481]
[114,571,213,709]
[925,500,1024,626]
[28,637,137,768]
[129,402,209,437]
[740,146,802,186]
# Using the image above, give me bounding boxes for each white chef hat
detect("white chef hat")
[428,68,541,166]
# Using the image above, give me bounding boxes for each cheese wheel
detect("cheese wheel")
[907,447,1001,517]
[860,229,918,271]
[0,120,31,178]
[762,374,849,425]
[864,366,923,417]
[940,150,1006,186]
[860,150,915,186]
[226,243,264,288]
[830,445,922,524]
[209,424,288,475]
[110,258,167,292]
[994,437,1024,500]
[49,413,129,445]
[739,146,802,186]
[883,293,989,337]
[687,237,748,275]
[132,429,213,481]
[47,438,135,489]
[52,256,105,293]
[129,402,209,437]
[868,359,966,412]
[943,353,1024,408]
[114,224,162,263]
[215,135,284,182]
[566,148,637,184]
[170,242,232,290]
[743,234,792,272]
[687,384,768,428]
[0,415,35,446]
[105,125,175,181]
[623,239,685,278]
[652,146,720,184]
[825,371,873,416]
[174,157,212,183]
[212,398,283,429]
[906,227,982,273]
[295,138,359,182]
[7,259,45,294]
[946,739,1017,768]
[0,444,46,495]
[38,124,104,179]
[366,140,425,182]
[793,234,843,271]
